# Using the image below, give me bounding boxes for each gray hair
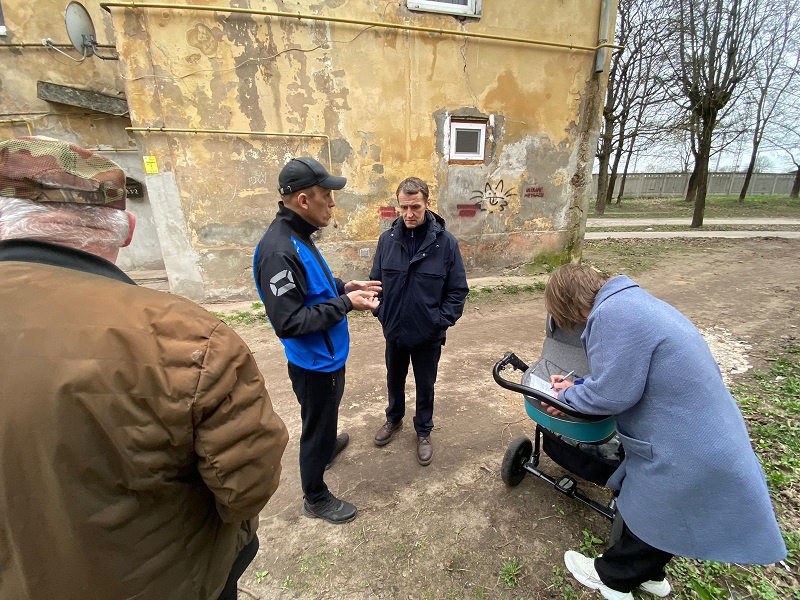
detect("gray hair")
[0,196,130,252]
[395,177,429,201]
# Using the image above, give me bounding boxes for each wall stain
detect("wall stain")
[186,23,218,55]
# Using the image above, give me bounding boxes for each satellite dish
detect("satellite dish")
[64,2,118,60]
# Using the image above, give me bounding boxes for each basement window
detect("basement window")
[407,0,481,18]
[449,118,487,163]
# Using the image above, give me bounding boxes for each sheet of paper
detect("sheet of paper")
[526,373,559,399]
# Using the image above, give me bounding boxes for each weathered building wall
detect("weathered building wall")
[0,0,164,271]
[99,0,615,300]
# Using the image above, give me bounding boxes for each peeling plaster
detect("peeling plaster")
[103,0,611,298]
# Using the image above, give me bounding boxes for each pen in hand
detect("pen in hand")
[551,370,575,390]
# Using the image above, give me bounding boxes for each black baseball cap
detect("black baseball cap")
[278,157,346,195]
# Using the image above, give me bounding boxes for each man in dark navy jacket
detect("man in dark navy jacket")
[254,157,380,523]
[370,177,469,465]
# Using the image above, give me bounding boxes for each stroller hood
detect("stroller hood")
[540,314,589,377]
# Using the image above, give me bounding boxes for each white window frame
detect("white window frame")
[449,118,487,162]
[407,0,481,18]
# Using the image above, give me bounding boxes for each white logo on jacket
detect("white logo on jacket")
[269,270,296,296]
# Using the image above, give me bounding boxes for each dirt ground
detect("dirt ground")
[221,237,800,600]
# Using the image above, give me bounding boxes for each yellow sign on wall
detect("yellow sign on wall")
[143,156,159,174]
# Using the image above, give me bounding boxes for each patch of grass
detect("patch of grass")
[296,548,331,578]
[394,532,428,560]
[587,224,800,233]
[278,541,340,592]
[592,195,800,219]
[499,557,523,588]
[472,585,487,599]
[733,345,800,495]
[280,575,294,591]
[549,566,580,600]
[521,250,570,275]
[467,282,545,300]
[578,529,604,558]
[254,570,268,584]
[582,239,696,276]
[210,308,269,327]
[665,558,799,600]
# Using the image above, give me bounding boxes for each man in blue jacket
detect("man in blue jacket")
[254,157,380,524]
[370,177,469,465]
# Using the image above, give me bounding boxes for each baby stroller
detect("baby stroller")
[493,314,624,538]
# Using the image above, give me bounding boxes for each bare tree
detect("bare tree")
[738,0,800,201]
[594,0,669,215]
[765,95,800,198]
[594,2,629,216]
[663,0,763,226]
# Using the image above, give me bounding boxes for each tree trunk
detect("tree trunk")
[691,160,709,228]
[616,172,627,205]
[606,172,617,205]
[617,133,637,205]
[606,131,625,205]
[685,169,699,204]
[738,139,760,203]
[595,148,611,215]
[791,168,800,199]
[691,126,714,228]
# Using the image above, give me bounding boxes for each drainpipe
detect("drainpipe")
[101,2,622,54]
[594,0,613,73]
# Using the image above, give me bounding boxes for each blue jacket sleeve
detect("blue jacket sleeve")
[257,250,352,339]
[560,307,651,415]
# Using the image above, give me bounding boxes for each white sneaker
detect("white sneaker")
[563,551,634,600]
[639,578,671,597]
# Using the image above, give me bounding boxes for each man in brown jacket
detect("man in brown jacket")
[0,137,289,600]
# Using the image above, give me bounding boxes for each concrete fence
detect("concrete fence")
[592,172,796,199]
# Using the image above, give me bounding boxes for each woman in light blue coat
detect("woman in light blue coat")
[544,264,786,600]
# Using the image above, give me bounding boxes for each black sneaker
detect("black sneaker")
[302,494,358,524]
[325,432,350,471]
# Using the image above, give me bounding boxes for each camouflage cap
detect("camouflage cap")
[0,136,126,209]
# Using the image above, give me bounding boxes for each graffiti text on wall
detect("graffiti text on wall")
[524,186,544,198]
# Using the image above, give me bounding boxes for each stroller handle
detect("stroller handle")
[493,352,608,422]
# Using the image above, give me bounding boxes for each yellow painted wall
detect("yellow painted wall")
[5,0,614,299]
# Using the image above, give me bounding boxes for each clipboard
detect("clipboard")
[526,373,558,398]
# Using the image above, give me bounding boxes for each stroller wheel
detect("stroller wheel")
[501,436,533,487]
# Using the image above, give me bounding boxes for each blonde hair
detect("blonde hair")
[545,264,609,330]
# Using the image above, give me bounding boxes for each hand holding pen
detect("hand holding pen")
[550,370,575,392]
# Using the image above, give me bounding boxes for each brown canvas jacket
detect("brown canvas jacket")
[0,242,289,600]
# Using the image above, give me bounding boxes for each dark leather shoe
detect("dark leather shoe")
[325,432,350,470]
[374,420,403,446]
[417,436,433,466]
[302,494,357,524]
